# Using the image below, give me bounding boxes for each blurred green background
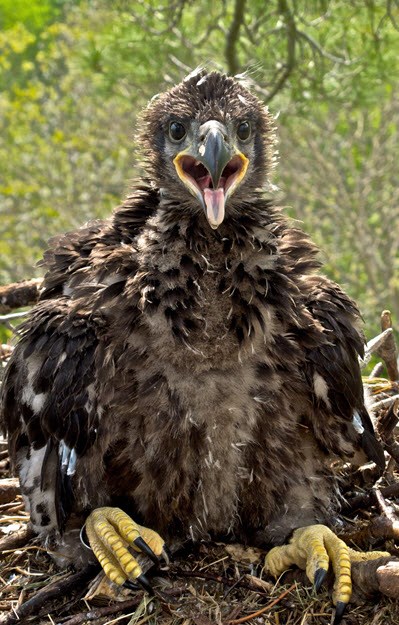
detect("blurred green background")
[1,0,398,337]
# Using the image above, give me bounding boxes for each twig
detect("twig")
[360,328,395,369]
[59,595,144,625]
[0,312,29,322]
[387,0,399,30]
[384,439,399,465]
[342,481,399,514]
[225,583,296,624]
[379,398,399,463]
[378,397,399,440]
[370,361,384,378]
[374,488,399,524]
[0,525,34,558]
[297,29,350,64]
[340,514,399,546]
[372,394,399,411]
[0,564,100,625]
[167,567,268,595]
[0,448,10,461]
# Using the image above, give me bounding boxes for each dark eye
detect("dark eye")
[237,121,251,141]
[169,121,186,142]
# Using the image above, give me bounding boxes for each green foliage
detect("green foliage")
[0,0,58,31]
[0,324,11,345]
[0,0,398,335]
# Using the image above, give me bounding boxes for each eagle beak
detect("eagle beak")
[173,121,249,229]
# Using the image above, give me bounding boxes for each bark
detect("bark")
[0,278,42,313]
[0,477,20,504]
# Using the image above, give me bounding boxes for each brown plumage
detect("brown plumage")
[0,70,384,570]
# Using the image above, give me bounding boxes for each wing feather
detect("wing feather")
[0,298,103,528]
[303,276,384,469]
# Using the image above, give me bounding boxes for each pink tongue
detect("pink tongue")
[203,188,225,229]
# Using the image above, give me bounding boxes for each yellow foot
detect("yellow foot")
[84,507,167,592]
[265,524,389,624]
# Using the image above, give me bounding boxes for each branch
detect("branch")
[282,556,399,602]
[129,0,186,37]
[0,279,42,314]
[297,29,351,65]
[379,311,399,381]
[264,0,297,102]
[0,525,34,559]
[386,0,399,30]
[0,478,20,505]
[225,0,246,75]
[359,328,394,369]
[342,482,399,515]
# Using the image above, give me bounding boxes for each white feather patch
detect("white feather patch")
[352,410,365,434]
[313,373,331,409]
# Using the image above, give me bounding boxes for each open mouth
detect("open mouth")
[178,155,245,194]
[174,153,249,229]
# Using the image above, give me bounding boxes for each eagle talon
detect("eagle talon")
[314,567,327,591]
[85,506,166,589]
[333,601,347,625]
[265,524,390,618]
[136,573,155,595]
[161,546,171,565]
[123,579,141,591]
[79,524,92,551]
[133,536,160,565]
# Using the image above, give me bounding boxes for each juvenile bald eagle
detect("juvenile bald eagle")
[1,70,387,623]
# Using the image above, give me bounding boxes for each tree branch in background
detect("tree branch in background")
[130,0,186,37]
[0,279,42,314]
[225,0,246,75]
[387,0,399,29]
[379,311,399,381]
[296,29,350,65]
[264,0,297,102]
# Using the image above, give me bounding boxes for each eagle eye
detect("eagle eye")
[237,121,251,141]
[169,121,186,142]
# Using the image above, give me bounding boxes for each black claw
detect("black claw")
[161,544,172,564]
[136,573,154,595]
[79,525,92,551]
[133,536,160,565]
[314,567,327,592]
[123,579,140,591]
[333,601,347,625]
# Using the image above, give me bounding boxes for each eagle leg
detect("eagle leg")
[265,524,390,624]
[85,507,166,591]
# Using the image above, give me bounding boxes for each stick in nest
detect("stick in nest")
[0,564,100,625]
